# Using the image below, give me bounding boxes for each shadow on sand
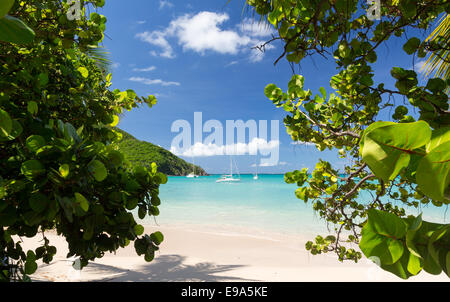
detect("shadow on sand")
[83,254,257,282]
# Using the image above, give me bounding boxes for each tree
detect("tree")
[0,0,164,281]
[247,0,449,279]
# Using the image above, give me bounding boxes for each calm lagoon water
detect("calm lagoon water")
[140,174,448,237]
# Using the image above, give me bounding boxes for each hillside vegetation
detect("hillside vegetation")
[116,129,207,176]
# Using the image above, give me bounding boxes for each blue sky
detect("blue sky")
[99,0,430,174]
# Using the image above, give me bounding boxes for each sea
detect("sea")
[138,174,449,238]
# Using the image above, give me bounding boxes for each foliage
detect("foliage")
[248,0,450,278]
[116,129,207,176]
[420,13,449,92]
[0,0,164,281]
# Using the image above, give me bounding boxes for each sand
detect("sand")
[16,225,450,282]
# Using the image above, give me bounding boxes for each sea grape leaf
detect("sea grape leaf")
[150,231,164,245]
[0,0,14,18]
[77,67,89,78]
[379,250,414,279]
[426,127,450,153]
[74,193,89,212]
[0,108,12,138]
[88,160,107,182]
[59,164,70,178]
[0,15,35,44]
[359,209,407,265]
[402,37,420,55]
[361,121,431,182]
[134,224,144,236]
[416,141,450,203]
[21,160,45,179]
[26,135,46,153]
[29,193,48,213]
[27,101,38,115]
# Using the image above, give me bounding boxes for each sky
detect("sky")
[98,0,432,174]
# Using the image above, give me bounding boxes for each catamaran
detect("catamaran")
[216,157,240,183]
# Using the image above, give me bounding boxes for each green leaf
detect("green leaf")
[27,101,38,115]
[107,150,124,166]
[426,127,450,152]
[155,172,167,184]
[138,205,146,219]
[88,160,107,182]
[150,162,157,175]
[361,121,432,182]
[59,164,70,178]
[319,87,327,99]
[37,73,48,87]
[26,135,45,153]
[428,225,449,264]
[63,122,80,143]
[77,67,89,78]
[24,260,37,275]
[399,0,417,19]
[0,15,35,44]
[402,37,420,55]
[416,141,450,203]
[109,115,119,127]
[150,231,164,245]
[0,108,12,138]
[264,83,282,101]
[21,160,45,179]
[29,193,48,213]
[0,0,14,18]
[407,252,422,275]
[359,209,407,265]
[134,224,144,236]
[446,252,450,277]
[144,251,155,262]
[0,119,23,142]
[426,78,446,93]
[380,251,413,279]
[74,193,89,212]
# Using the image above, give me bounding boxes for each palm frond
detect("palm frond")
[420,14,450,87]
[85,45,112,75]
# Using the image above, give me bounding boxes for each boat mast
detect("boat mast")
[230,156,233,176]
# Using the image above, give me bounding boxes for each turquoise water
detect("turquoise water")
[141,174,449,237]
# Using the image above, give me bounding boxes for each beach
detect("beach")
[17,175,450,282]
[19,225,449,282]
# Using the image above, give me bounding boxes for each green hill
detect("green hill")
[116,128,207,176]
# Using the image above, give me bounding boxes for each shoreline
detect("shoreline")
[17,225,450,282]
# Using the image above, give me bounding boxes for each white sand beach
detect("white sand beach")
[17,225,450,282]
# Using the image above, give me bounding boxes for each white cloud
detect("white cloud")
[111,62,120,69]
[414,60,426,74]
[129,77,180,86]
[132,66,156,72]
[159,1,173,9]
[171,138,279,157]
[135,12,276,62]
[170,12,251,55]
[136,31,175,59]
[225,60,238,67]
[136,20,147,25]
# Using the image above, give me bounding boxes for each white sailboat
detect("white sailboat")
[253,158,258,180]
[186,156,199,178]
[216,157,240,183]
